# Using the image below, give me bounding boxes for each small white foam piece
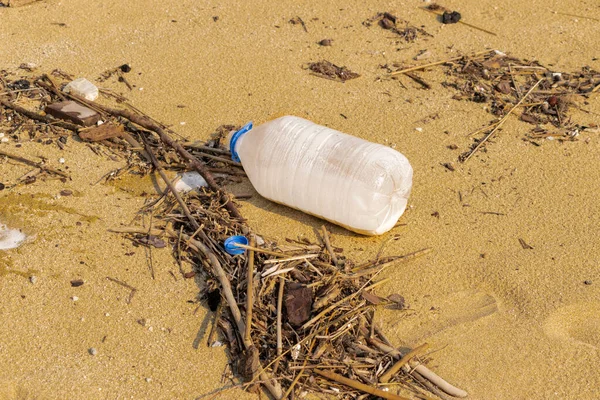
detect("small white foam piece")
[63,78,99,101]
[0,223,27,250]
[174,171,208,193]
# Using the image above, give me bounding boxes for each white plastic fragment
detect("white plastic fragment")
[174,171,208,193]
[291,343,301,360]
[63,78,99,101]
[0,223,27,250]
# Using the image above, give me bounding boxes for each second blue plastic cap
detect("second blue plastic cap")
[224,235,249,255]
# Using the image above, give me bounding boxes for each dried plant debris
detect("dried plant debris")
[0,69,243,189]
[1,65,466,399]
[364,12,432,42]
[439,51,600,156]
[307,60,360,82]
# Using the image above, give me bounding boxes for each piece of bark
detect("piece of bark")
[79,123,124,141]
[45,101,100,126]
[285,282,313,326]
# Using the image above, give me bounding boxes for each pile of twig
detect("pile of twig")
[1,69,467,399]
[388,50,599,161]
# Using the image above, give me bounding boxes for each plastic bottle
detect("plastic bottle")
[229,116,413,235]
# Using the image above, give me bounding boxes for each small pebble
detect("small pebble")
[29,275,38,284]
[72,296,79,302]
[318,39,333,46]
[120,64,132,73]
[145,378,152,383]
[59,158,65,164]
[442,11,461,24]
[88,347,98,356]
[584,280,592,285]
[180,121,186,125]
[415,127,423,132]
[105,313,110,317]
[61,190,74,197]
[0,138,8,143]
[70,278,84,287]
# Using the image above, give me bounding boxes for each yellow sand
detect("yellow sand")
[1,0,599,398]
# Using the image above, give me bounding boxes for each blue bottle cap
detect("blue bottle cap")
[224,235,249,255]
[230,122,253,163]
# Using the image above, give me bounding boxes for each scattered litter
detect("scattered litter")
[174,171,208,193]
[0,222,27,250]
[363,12,432,42]
[306,61,360,82]
[63,78,99,101]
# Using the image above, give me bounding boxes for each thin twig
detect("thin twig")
[461,78,543,162]
[273,276,284,375]
[390,50,491,76]
[379,343,430,383]
[0,149,70,178]
[244,236,255,344]
[321,225,338,267]
[313,369,410,400]
[421,7,497,36]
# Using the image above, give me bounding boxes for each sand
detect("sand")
[1,0,599,399]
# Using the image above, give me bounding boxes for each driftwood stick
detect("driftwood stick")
[321,225,338,266]
[273,276,284,375]
[0,98,80,131]
[0,149,70,178]
[244,236,255,344]
[413,364,468,398]
[313,369,410,400]
[461,78,542,162]
[182,142,231,155]
[379,343,430,383]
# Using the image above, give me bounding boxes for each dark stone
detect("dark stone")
[9,79,30,90]
[284,282,313,326]
[318,39,333,46]
[70,279,84,287]
[442,11,461,24]
[120,64,131,73]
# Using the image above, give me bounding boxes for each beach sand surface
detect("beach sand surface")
[1,0,599,398]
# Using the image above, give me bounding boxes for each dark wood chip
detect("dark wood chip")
[285,282,313,326]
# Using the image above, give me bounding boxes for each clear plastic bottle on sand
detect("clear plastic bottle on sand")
[229,116,413,235]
